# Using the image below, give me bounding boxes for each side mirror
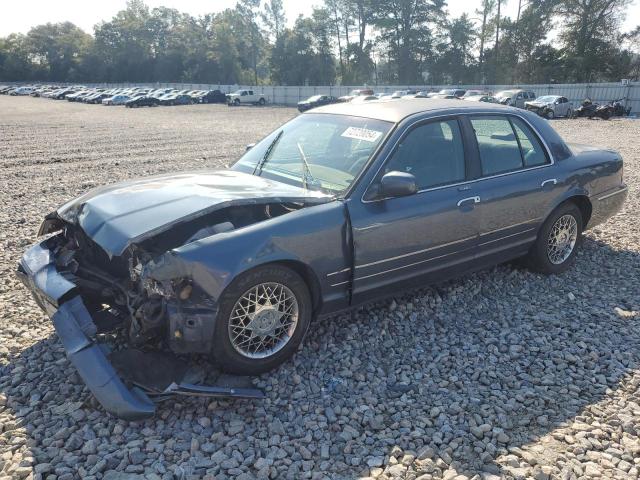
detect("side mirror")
[245,143,255,151]
[368,171,417,200]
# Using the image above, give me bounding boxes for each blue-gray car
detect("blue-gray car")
[17,99,627,419]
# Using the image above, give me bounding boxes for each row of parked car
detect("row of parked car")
[3,84,630,119]
[296,87,629,120]
[297,87,539,112]
[0,84,234,107]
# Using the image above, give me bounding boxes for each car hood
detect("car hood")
[526,101,548,107]
[56,169,331,257]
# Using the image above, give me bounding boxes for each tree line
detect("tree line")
[1,0,638,86]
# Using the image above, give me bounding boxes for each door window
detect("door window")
[383,120,466,190]
[470,117,523,175]
[471,116,550,174]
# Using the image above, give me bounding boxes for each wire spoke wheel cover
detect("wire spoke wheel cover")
[547,214,578,265]
[228,282,299,359]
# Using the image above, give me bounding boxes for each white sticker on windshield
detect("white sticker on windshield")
[341,126,382,143]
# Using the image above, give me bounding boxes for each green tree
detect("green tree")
[262,0,286,42]
[434,14,477,84]
[236,0,265,84]
[512,0,557,83]
[93,0,155,81]
[26,22,93,81]
[476,0,496,83]
[557,0,633,81]
[269,14,337,85]
[372,0,447,84]
[0,34,35,81]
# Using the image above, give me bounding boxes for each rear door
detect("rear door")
[467,114,557,259]
[349,117,481,303]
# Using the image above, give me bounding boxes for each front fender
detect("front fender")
[143,201,350,307]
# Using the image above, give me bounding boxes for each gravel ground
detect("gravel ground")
[0,96,639,480]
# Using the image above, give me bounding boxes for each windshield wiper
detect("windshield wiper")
[253,130,283,175]
[296,143,319,190]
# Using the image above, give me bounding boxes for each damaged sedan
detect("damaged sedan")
[18,99,627,420]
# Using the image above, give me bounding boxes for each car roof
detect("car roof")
[310,98,515,123]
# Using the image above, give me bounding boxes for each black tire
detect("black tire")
[525,202,583,275]
[545,109,554,119]
[259,97,266,106]
[212,265,312,375]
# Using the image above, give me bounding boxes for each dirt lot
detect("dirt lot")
[0,96,639,480]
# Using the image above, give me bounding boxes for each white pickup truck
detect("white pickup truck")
[226,89,267,106]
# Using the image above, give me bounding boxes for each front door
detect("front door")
[348,118,481,304]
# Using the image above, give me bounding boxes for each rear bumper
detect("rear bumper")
[16,236,156,420]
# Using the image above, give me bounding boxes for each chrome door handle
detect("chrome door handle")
[457,196,481,207]
[541,179,557,187]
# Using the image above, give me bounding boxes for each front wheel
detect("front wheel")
[545,109,554,119]
[212,265,312,375]
[525,203,583,274]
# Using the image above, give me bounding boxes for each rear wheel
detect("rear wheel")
[211,265,312,375]
[525,203,583,274]
[258,98,266,106]
[566,108,572,118]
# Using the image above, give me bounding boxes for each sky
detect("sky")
[0,0,638,37]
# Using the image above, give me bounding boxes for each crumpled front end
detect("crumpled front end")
[16,235,157,420]
[17,227,264,420]
[525,102,546,115]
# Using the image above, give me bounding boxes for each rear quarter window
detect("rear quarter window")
[511,118,549,167]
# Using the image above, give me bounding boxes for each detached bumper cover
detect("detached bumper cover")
[17,237,156,420]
